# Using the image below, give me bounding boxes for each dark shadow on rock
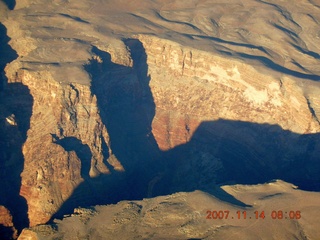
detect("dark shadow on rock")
[193,34,269,55]
[50,39,164,221]
[51,135,92,179]
[49,136,103,220]
[212,185,251,207]
[190,33,320,81]
[86,40,162,194]
[292,43,320,60]
[0,23,18,92]
[58,13,90,24]
[2,0,15,10]
[0,83,32,234]
[0,23,31,234]
[50,39,320,222]
[237,52,320,81]
[0,225,16,240]
[160,120,320,194]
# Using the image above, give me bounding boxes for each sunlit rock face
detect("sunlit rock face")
[0,206,18,239]
[0,0,320,235]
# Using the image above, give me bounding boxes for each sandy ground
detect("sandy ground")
[20,180,320,239]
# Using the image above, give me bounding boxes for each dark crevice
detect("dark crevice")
[51,135,92,179]
[190,33,320,81]
[305,98,320,125]
[0,23,18,92]
[237,52,320,81]
[308,0,320,9]
[291,60,310,73]
[58,13,90,24]
[256,0,301,28]
[69,83,79,99]
[272,23,300,43]
[155,11,204,34]
[193,34,270,56]
[2,0,15,10]
[292,43,320,60]
[101,136,112,171]
[0,225,16,240]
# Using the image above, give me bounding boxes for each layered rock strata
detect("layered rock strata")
[0,0,319,235]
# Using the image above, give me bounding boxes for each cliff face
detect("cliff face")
[1,0,320,234]
[141,35,320,150]
[18,70,113,225]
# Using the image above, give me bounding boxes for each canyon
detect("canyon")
[0,0,320,239]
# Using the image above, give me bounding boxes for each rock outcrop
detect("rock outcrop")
[0,0,320,237]
[0,206,17,240]
[142,35,320,150]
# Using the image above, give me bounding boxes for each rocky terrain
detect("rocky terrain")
[17,180,320,240]
[0,0,320,239]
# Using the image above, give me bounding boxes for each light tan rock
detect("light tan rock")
[19,181,320,239]
[17,229,38,240]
